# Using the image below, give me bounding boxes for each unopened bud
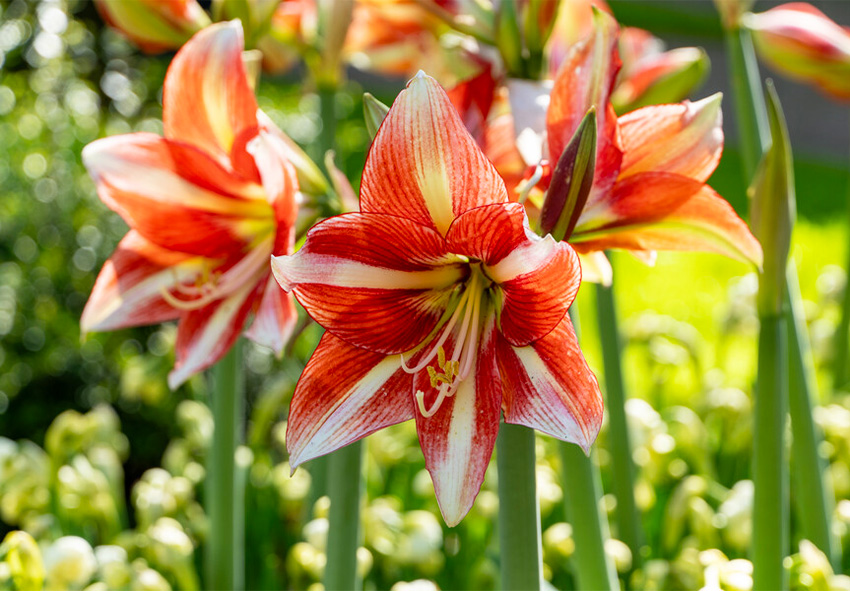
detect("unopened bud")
[540,107,597,241]
[1,531,44,591]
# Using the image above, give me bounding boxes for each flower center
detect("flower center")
[401,264,488,418]
[158,235,274,311]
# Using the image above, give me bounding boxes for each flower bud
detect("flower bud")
[1,531,44,591]
[540,107,596,241]
[43,536,97,589]
[745,4,850,101]
[612,42,709,113]
[749,82,794,316]
[94,0,211,54]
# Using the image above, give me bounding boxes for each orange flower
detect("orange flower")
[95,0,210,54]
[81,22,303,388]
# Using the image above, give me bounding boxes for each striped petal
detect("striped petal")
[497,314,602,452]
[82,133,273,258]
[547,7,622,202]
[572,173,763,265]
[244,274,297,355]
[271,212,464,354]
[360,72,508,236]
[81,231,203,334]
[162,21,259,168]
[414,313,501,527]
[287,332,414,469]
[169,283,260,389]
[245,127,299,254]
[447,202,580,346]
[618,94,723,183]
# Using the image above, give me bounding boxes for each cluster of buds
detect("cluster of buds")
[132,469,205,543]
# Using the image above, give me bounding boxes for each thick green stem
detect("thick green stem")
[323,441,364,591]
[753,315,789,591]
[559,444,618,591]
[497,423,543,591]
[832,125,850,391]
[595,281,643,566]
[724,26,769,181]
[787,266,840,568]
[559,307,617,591]
[205,340,245,591]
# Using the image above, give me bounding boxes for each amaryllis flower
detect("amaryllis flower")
[81,22,301,388]
[271,73,602,526]
[745,3,850,101]
[95,0,210,54]
[451,9,762,283]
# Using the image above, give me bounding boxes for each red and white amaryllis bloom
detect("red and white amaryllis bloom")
[81,22,300,388]
[271,73,602,526]
[450,9,762,283]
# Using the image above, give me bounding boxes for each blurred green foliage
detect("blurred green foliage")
[2,0,850,590]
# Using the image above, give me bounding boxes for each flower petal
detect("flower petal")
[360,72,508,236]
[271,212,464,354]
[446,202,581,346]
[572,173,763,266]
[244,275,297,355]
[287,332,414,469]
[547,8,622,201]
[81,231,203,333]
[163,21,259,167]
[83,133,273,258]
[447,67,497,146]
[169,283,260,389]
[245,127,300,254]
[414,313,501,526]
[617,94,723,183]
[497,314,602,452]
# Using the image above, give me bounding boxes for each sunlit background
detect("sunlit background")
[2,0,850,589]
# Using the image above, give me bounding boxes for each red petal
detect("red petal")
[447,67,497,146]
[447,203,581,346]
[169,283,260,389]
[83,133,273,258]
[414,313,501,526]
[287,332,414,469]
[244,275,297,355]
[81,231,202,333]
[271,212,464,354]
[360,72,508,235]
[547,8,623,201]
[573,173,763,265]
[162,21,259,168]
[618,94,723,183]
[497,314,602,452]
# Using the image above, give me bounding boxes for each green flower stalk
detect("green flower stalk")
[749,82,794,591]
[723,1,839,569]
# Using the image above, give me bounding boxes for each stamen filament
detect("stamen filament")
[401,285,471,374]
